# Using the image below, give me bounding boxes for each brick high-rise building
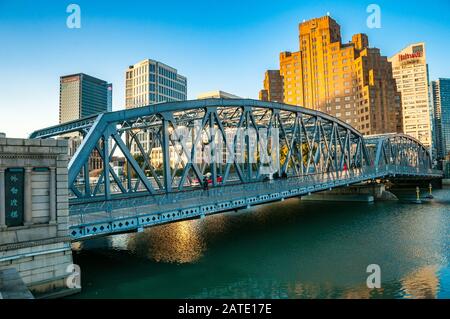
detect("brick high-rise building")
[259,16,402,135]
[259,70,283,102]
[279,51,302,106]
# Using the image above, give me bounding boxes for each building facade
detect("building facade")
[125,59,187,108]
[259,16,402,136]
[197,90,241,99]
[125,59,187,155]
[59,73,111,124]
[59,73,111,172]
[389,43,432,148]
[259,70,283,103]
[431,78,450,159]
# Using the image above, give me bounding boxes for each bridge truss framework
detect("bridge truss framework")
[29,99,442,240]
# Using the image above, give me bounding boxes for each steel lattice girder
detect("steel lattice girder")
[29,99,435,202]
[29,114,99,139]
[364,133,432,170]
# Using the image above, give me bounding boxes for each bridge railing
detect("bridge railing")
[69,163,442,216]
[68,167,375,223]
[65,163,443,240]
[68,162,442,205]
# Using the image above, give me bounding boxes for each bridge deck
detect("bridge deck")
[68,167,441,240]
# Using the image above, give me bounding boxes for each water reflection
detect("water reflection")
[127,222,206,264]
[401,265,440,299]
[71,188,450,299]
[72,212,233,264]
[189,264,444,299]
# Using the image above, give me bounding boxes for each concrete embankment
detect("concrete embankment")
[0,268,34,299]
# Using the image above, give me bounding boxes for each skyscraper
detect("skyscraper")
[431,78,450,159]
[125,59,187,109]
[59,73,112,124]
[278,51,303,106]
[59,73,111,171]
[389,43,432,148]
[259,16,402,136]
[125,59,187,155]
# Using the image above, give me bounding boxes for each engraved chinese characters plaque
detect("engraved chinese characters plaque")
[5,168,24,227]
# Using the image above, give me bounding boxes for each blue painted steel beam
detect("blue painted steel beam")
[25,99,437,206]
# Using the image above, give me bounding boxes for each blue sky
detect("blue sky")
[1,0,450,137]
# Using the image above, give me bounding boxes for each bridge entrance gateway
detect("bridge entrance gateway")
[0,137,76,298]
[1,98,443,297]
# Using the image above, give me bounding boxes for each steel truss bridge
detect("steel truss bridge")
[30,99,442,241]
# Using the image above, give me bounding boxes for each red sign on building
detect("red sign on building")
[399,51,423,62]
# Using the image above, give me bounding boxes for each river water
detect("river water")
[70,187,449,299]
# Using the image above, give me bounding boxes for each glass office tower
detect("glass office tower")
[431,78,450,159]
[60,73,112,124]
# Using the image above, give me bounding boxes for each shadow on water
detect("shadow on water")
[70,188,450,299]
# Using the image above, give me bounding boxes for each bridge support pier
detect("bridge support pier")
[0,137,78,298]
[302,183,398,202]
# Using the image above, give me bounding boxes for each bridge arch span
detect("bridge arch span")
[364,133,432,173]
[31,99,372,200]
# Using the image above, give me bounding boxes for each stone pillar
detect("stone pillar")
[49,167,56,224]
[0,138,77,298]
[24,167,33,226]
[0,168,5,229]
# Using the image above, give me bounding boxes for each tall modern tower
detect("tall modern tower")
[59,73,111,171]
[259,16,402,136]
[125,59,187,155]
[125,59,187,108]
[389,43,432,149]
[431,78,450,159]
[59,73,112,124]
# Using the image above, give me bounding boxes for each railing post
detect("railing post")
[162,118,172,193]
[103,135,111,200]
